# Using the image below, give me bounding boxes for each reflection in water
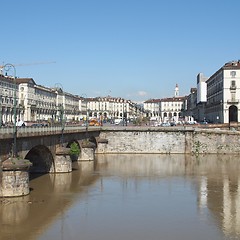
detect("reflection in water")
[1,155,240,239]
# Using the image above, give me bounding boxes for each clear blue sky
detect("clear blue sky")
[1,0,240,102]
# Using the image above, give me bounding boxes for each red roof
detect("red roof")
[223,61,240,69]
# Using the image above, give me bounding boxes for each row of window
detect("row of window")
[0,81,15,89]
[1,96,15,105]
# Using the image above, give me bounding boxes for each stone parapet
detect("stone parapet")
[98,128,240,155]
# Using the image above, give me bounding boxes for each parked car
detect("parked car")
[89,119,100,126]
[161,122,171,127]
[153,122,161,127]
[186,121,197,125]
[114,119,123,125]
[170,122,177,126]
[16,120,26,127]
[31,123,44,127]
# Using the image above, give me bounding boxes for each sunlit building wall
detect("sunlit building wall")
[205,61,240,123]
[0,74,20,124]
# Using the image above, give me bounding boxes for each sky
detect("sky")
[1,0,240,102]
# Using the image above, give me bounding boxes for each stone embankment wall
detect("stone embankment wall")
[98,128,240,155]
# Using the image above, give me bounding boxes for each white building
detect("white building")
[144,84,186,123]
[63,92,80,122]
[0,74,20,125]
[87,96,141,121]
[159,96,185,123]
[17,78,59,122]
[205,60,240,123]
[194,73,208,122]
[197,73,208,104]
[143,99,160,120]
[0,72,144,125]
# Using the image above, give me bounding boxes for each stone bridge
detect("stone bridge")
[0,126,102,174]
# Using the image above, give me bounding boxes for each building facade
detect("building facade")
[195,73,208,122]
[0,73,144,125]
[2,60,240,126]
[159,96,186,123]
[143,99,161,120]
[87,96,141,121]
[205,60,240,124]
[0,74,20,125]
[183,88,197,122]
[144,85,187,123]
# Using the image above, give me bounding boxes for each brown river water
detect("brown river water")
[1,154,240,240]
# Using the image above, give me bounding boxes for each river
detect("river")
[1,154,240,240]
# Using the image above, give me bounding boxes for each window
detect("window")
[230,71,236,78]
[230,80,236,90]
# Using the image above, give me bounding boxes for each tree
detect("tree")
[69,142,80,161]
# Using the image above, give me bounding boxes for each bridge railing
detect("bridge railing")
[0,124,230,140]
[0,125,101,136]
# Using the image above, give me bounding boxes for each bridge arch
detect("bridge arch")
[25,145,54,173]
[89,136,98,148]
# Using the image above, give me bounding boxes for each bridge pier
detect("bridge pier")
[78,141,96,161]
[0,158,32,197]
[55,147,72,173]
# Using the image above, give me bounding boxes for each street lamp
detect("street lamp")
[122,102,124,126]
[0,98,2,128]
[81,94,88,131]
[4,63,17,157]
[55,83,65,146]
[122,102,127,126]
[125,103,128,126]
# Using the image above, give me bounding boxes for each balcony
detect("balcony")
[227,99,239,104]
[230,86,236,91]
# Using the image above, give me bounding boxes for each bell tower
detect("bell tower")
[174,84,179,97]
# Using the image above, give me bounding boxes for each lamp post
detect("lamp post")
[125,103,128,126]
[55,83,65,146]
[122,102,127,126]
[81,93,88,124]
[0,99,2,128]
[81,94,88,131]
[4,64,17,157]
[122,102,124,126]
[60,103,65,146]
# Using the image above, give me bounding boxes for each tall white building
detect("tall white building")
[197,73,208,104]
[194,73,208,122]
[205,60,240,123]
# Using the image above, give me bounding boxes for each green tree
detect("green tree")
[69,142,80,159]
